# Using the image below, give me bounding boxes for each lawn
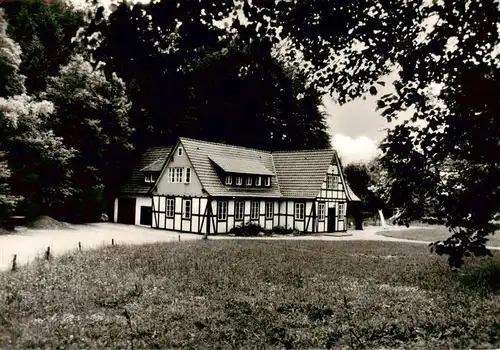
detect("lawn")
[1,240,500,349]
[378,226,500,247]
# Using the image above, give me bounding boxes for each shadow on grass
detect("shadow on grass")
[456,260,500,296]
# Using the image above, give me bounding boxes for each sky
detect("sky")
[72,0,402,164]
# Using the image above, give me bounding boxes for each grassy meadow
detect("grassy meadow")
[1,240,500,349]
[379,226,500,247]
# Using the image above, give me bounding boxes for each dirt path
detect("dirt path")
[0,223,200,271]
[1,224,497,271]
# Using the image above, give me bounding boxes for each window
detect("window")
[166,198,175,218]
[333,175,339,190]
[183,199,191,219]
[225,175,233,185]
[175,167,183,183]
[144,174,153,183]
[250,201,260,220]
[217,201,228,221]
[256,176,262,186]
[178,147,183,156]
[326,175,333,189]
[236,176,243,185]
[318,202,326,221]
[246,176,252,186]
[265,202,273,219]
[338,203,345,217]
[295,202,305,220]
[235,201,244,220]
[168,168,175,183]
[264,176,271,187]
[185,168,191,183]
[327,174,339,190]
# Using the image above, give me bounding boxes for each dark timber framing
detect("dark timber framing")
[150,194,346,234]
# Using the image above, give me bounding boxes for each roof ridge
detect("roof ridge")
[271,148,334,154]
[145,145,173,150]
[180,137,272,154]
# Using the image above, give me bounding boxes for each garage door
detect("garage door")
[117,198,136,225]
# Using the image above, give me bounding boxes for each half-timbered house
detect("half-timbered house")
[114,137,360,234]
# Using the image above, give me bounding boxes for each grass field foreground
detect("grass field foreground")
[378,226,500,247]
[1,240,500,349]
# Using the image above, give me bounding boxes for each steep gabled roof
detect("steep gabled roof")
[272,149,336,198]
[141,158,165,172]
[209,155,275,176]
[121,146,172,195]
[180,137,282,197]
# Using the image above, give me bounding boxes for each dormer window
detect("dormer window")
[256,176,262,186]
[225,175,232,185]
[264,176,271,187]
[178,147,183,156]
[246,176,252,186]
[144,173,156,183]
[236,176,243,185]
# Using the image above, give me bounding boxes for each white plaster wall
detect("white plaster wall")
[155,142,205,196]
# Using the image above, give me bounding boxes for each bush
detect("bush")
[229,222,265,237]
[272,226,300,236]
[229,223,303,237]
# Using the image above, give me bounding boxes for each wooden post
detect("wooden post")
[205,198,212,240]
[178,234,180,242]
[12,254,16,271]
[112,238,114,246]
[78,242,82,251]
[45,246,51,260]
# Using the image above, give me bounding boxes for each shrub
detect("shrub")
[272,226,301,236]
[229,221,265,237]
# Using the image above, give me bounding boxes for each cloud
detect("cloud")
[332,134,380,165]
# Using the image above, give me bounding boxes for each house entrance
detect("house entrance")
[327,206,336,232]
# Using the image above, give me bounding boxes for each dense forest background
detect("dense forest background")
[0,0,331,225]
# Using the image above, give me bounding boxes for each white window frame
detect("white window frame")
[338,202,345,217]
[168,168,175,183]
[225,175,232,185]
[295,202,305,220]
[246,176,252,186]
[333,175,339,190]
[183,199,192,219]
[264,176,271,187]
[236,176,243,186]
[178,147,183,156]
[185,168,191,183]
[217,201,228,221]
[256,176,262,186]
[235,201,244,220]
[326,174,333,189]
[144,174,153,183]
[318,202,326,221]
[175,167,183,183]
[250,201,260,220]
[166,198,175,218]
[265,201,273,219]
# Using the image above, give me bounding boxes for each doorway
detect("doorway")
[327,205,336,232]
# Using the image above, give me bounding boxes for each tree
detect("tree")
[80,1,330,152]
[0,94,75,219]
[184,39,330,150]
[1,0,85,94]
[0,8,25,97]
[0,151,19,228]
[43,54,133,222]
[235,0,500,267]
